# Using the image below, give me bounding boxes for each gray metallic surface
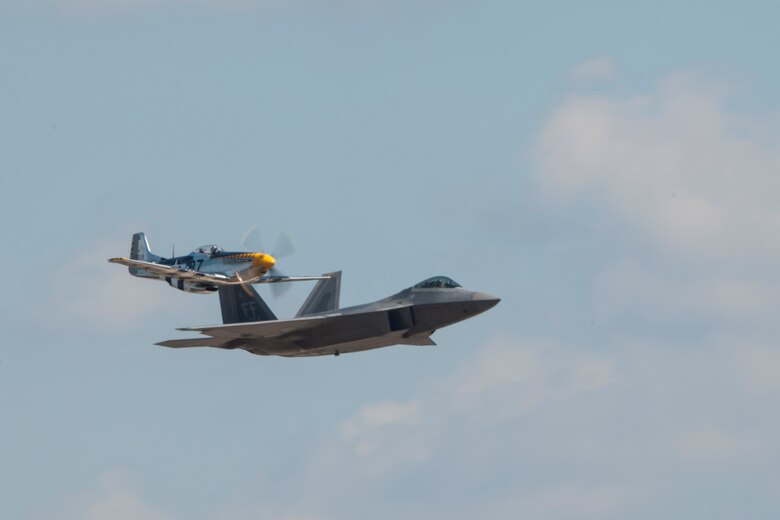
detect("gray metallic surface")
[157,277,499,357]
[218,285,276,324]
[295,271,341,317]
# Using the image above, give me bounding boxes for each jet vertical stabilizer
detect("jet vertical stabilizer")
[218,285,277,324]
[295,271,341,317]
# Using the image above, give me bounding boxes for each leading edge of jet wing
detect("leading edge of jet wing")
[175,314,329,338]
[155,314,333,348]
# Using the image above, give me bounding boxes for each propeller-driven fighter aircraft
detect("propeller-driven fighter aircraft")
[109,232,326,294]
[157,273,500,357]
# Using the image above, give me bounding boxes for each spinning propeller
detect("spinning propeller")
[240,227,297,297]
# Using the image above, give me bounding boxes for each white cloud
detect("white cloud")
[339,400,424,458]
[41,333,780,520]
[446,339,617,421]
[733,342,780,395]
[591,258,780,324]
[483,482,648,519]
[535,71,780,258]
[669,424,763,463]
[261,334,780,519]
[533,65,780,324]
[340,400,422,440]
[321,339,620,480]
[40,469,173,520]
[83,470,172,520]
[41,230,185,335]
[27,64,780,520]
[18,0,171,14]
[570,55,616,83]
[13,0,425,15]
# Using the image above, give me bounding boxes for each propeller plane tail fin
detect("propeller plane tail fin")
[128,232,162,277]
[130,232,162,261]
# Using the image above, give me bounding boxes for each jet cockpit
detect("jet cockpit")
[413,276,462,289]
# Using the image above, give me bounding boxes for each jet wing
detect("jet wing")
[156,337,227,348]
[159,307,408,354]
[156,316,329,350]
[176,314,330,338]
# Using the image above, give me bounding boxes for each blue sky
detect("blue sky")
[2,1,780,519]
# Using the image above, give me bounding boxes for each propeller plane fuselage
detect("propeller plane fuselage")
[109,232,324,294]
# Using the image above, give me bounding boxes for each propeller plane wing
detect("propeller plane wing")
[109,232,328,294]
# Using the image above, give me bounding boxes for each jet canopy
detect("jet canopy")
[195,244,223,254]
[413,276,462,289]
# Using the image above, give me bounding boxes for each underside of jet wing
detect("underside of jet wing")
[156,304,434,356]
[153,272,498,357]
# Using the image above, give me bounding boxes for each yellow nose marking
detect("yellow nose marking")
[252,253,276,270]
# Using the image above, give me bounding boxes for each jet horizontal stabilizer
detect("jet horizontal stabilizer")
[402,335,437,346]
[156,337,227,348]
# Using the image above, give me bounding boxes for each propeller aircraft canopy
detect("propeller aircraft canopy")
[109,232,327,294]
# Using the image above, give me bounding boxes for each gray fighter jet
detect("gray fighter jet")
[157,273,499,357]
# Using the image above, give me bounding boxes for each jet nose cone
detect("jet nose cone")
[252,253,276,270]
[472,292,501,310]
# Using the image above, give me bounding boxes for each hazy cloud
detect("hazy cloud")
[35,333,780,519]
[44,469,173,520]
[340,400,422,440]
[570,55,616,83]
[84,471,171,520]
[20,61,780,520]
[10,0,432,15]
[535,71,780,257]
[42,231,183,335]
[534,65,780,324]
[243,335,780,518]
